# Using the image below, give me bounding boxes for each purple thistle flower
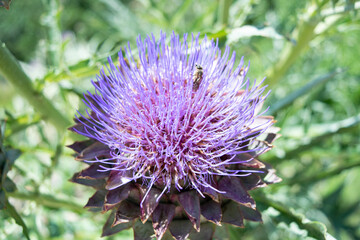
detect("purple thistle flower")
[69,32,281,240]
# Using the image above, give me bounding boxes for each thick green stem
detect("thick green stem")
[287,160,360,185]
[0,43,71,131]
[217,0,232,26]
[42,0,61,68]
[265,0,359,86]
[266,15,319,86]
[7,191,85,214]
[268,69,341,115]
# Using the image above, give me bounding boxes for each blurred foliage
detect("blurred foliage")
[0,0,360,239]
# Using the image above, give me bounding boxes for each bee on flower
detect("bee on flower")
[192,64,203,91]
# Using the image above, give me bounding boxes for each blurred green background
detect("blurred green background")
[0,0,359,239]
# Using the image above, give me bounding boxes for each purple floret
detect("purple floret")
[73,32,274,201]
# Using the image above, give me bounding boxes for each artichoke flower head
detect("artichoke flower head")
[68,32,281,240]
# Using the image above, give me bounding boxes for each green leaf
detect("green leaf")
[170,0,193,30]
[289,210,335,240]
[43,50,118,82]
[3,177,17,192]
[268,70,342,115]
[226,25,284,45]
[0,149,4,168]
[4,199,30,240]
[6,191,86,214]
[0,189,5,209]
[345,0,356,11]
[321,1,360,18]
[257,195,336,240]
[98,0,149,38]
[191,1,218,30]
[1,149,21,184]
[273,113,360,162]
[287,160,360,185]
[5,111,41,137]
[0,119,5,146]
[331,0,340,7]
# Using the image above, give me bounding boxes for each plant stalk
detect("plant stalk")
[0,42,71,131]
[266,15,319,86]
[218,0,232,26]
[7,191,85,214]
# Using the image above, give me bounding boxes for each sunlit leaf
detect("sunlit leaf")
[98,0,150,38]
[268,70,342,115]
[4,199,30,240]
[257,195,336,240]
[43,50,119,82]
[318,183,360,239]
[276,113,360,161]
[287,160,360,185]
[226,25,284,45]
[170,0,193,30]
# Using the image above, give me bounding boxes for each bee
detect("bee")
[239,67,245,77]
[192,64,203,91]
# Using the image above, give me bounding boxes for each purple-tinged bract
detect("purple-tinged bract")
[69,32,281,240]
